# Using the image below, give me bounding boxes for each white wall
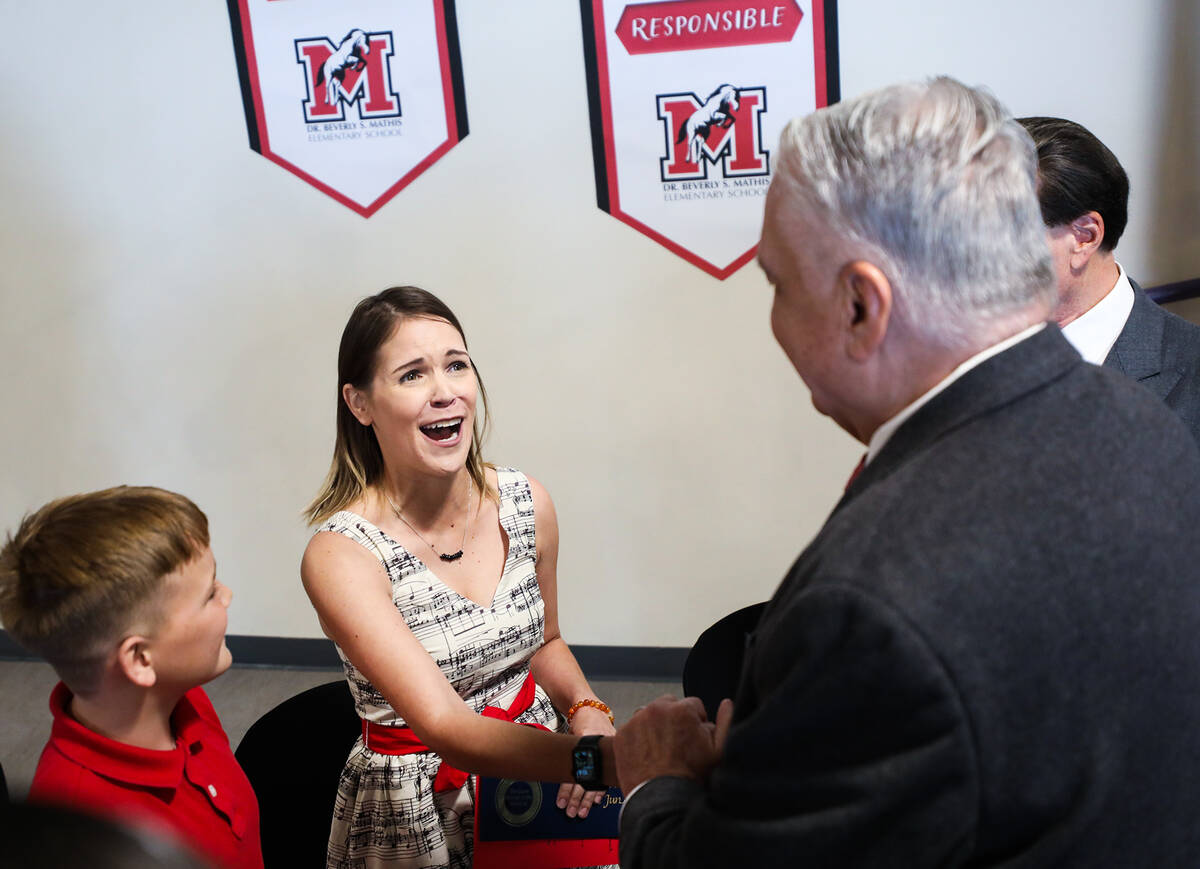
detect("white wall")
[2,0,1196,648]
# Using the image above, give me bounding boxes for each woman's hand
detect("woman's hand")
[556,705,618,818]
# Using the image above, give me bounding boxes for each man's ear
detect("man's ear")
[1067,211,1106,270]
[342,383,373,426]
[115,635,157,688]
[838,260,892,362]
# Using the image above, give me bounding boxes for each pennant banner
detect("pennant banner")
[581,0,839,278]
[227,0,468,217]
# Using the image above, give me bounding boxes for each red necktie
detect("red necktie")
[845,454,867,491]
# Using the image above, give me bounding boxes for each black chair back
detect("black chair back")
[235,680,359,869]
[682,602,766,721]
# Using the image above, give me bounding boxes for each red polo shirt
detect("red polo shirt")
[29,683,263,869]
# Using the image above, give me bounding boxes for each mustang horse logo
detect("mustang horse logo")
[295,28,401,123]
[677,84,739,164]
[317,29,370,109]
[657,83,768,182]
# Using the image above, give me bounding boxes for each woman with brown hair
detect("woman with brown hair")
[302,286,615,868]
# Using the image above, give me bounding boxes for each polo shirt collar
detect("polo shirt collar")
[47,682,203,791]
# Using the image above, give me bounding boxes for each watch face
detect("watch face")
[573,745,598,781]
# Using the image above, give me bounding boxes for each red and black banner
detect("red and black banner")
[581,1,839,278]
[227,0,468,217]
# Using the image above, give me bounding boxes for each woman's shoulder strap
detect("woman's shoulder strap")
[493,467,536,554]
[313,510,392,562]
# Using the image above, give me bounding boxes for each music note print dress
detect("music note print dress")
[318,468,560,869]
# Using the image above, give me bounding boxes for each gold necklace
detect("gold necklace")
[383,480,472,562]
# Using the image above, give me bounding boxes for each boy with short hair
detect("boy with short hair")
[0,486,263,869]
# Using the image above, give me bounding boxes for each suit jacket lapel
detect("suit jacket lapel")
[838,326,1080,509]
[759,327,1079,631]
[1104,280,1169,389]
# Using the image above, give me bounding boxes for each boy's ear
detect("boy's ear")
[115,635,157,688]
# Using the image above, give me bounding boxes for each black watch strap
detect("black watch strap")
[571,734,604,788]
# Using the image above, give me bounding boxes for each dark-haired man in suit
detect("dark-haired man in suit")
[602,79,1200,867]
[1019,116,1200,442]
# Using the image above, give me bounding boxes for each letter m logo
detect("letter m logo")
[657,85,769,182]
[295,30,402,123]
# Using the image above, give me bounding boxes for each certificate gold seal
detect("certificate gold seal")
[494,779,542,827]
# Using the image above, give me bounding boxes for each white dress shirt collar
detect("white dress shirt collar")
[1060,264,1134,365]
[865,322,1047,465]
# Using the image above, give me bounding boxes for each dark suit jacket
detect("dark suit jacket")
[1104,279,1200,443]
[621,327,1200,867]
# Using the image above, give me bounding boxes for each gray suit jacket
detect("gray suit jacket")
[1104,279,1200,443]
[621,327,1200,867]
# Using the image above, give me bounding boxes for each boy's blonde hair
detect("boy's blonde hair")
[0,486,210,694]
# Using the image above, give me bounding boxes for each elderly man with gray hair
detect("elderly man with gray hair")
[603,78,1200,867]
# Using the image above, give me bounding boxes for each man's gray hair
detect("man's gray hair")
[774,76,1054,347]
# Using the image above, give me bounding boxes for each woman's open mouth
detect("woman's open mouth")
[420,417,464,443]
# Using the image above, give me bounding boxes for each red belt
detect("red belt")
[362,671,549,792]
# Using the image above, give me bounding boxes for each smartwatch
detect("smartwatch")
[571,734,604,788]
